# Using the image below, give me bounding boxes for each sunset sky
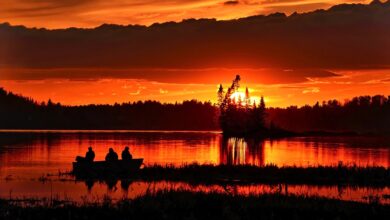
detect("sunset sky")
[1,0,389,107]
[2,69,390,107]
[0,0,371,29]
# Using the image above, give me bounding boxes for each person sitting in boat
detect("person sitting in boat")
[121,146,133,161]
[75,146,95,162]
[105,148,118,162]
[85,147,95,162]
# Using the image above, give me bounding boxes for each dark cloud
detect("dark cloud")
[0,68,339,84]
[260,0,301,4]
[0,1,389,83]
[224,1,240,5]
[260,2,333,14]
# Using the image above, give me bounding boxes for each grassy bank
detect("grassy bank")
[131,164,390,186]
[1,190,389,220]
[71,164,390,186]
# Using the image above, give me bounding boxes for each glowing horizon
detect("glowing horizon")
[2,69,390,108]
[230,91,261,106]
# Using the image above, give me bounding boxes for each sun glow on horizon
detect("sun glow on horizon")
[230,91,261,106]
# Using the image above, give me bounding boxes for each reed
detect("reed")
[1,189,389,220]
[136,163,390,186]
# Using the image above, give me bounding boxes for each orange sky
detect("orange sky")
[1,0,389,107]
[0,0,371,29]
[2,69,390,107]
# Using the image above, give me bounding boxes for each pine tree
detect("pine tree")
[217,84,224,107]
[245,87,250,107]
[260,96,265,110]
[237,94,243,109]
[232,75,241,91]
[47,99,53,107]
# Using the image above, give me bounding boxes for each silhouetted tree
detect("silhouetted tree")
[260,96,265,110]
[245,87,250,107]
[217,84,224,107]
[218,75,267,136]
[267,94,390,134]
[0,88,219,130]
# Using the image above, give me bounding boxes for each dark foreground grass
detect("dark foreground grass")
[1,190,389,220]
[135,164,390,186]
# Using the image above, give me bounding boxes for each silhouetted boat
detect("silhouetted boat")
[72,159,143,177]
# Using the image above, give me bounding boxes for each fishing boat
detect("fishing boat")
[72,159,144,177]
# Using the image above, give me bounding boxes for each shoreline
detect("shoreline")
[71,164,390,187]
[0,128,388,137]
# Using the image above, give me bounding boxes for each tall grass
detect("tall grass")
[136,163,390,186]
[1,189,389,220]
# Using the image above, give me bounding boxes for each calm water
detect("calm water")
[0,130,389,203]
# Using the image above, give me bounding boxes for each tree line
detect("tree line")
[0,88,218,130]
[267,96,390,134]
[2,87,390,134]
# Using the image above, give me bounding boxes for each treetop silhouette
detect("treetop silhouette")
[217,75,267,136]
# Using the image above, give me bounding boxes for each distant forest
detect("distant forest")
[2,87,390,134]
[268,96,390,134]
[0,88,218,130]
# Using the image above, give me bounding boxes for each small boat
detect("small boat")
[72,159,143,178]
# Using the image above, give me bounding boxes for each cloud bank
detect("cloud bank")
[0,0,343,28]
[0,1,389,84]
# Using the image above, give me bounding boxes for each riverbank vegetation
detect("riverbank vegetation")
[71,164,390,187]
[1,189,389,220]
[139,164,390,186]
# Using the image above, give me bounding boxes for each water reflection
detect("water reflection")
[1,131,390,204]
[0,131,389,179]
[220,137,265,166]
[220,136,390,167]
[81,178,133,193]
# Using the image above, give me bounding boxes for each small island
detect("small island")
[218,75,291,137]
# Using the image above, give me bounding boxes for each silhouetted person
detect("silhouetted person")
[85,147,95,162]
[76,146,95,162]
[121,146,132,161]
[105,148,118,162]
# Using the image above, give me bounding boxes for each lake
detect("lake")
[0,130,389,203]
